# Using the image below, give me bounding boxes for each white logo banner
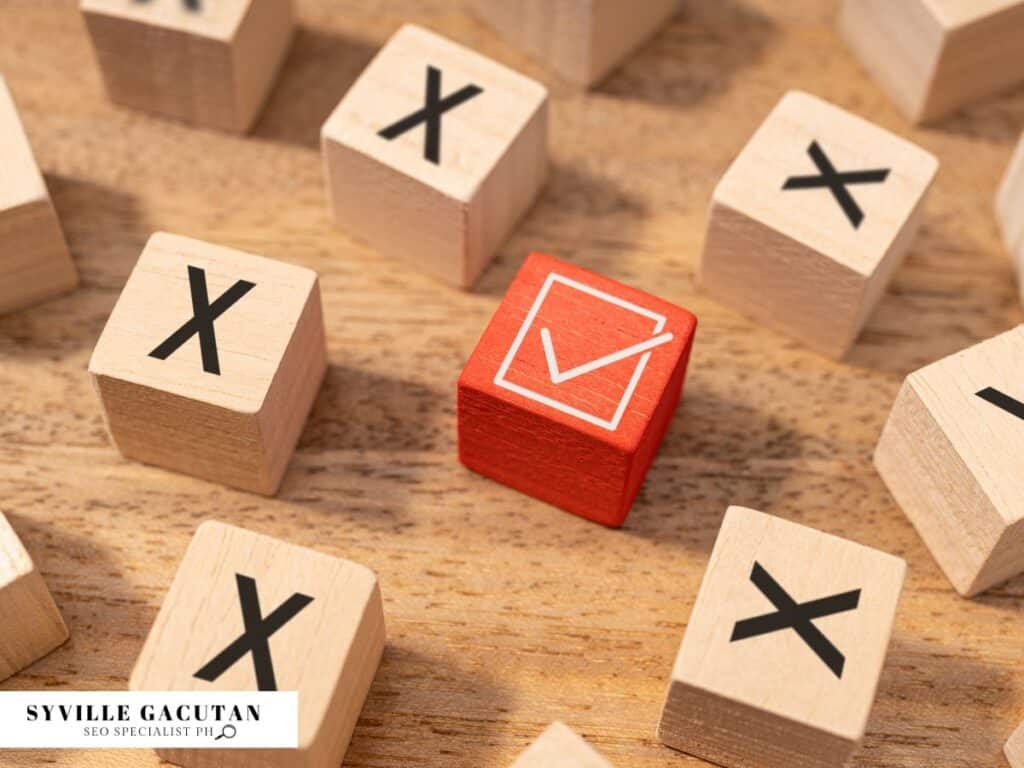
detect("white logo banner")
[0,691,298,748]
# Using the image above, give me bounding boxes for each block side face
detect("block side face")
[838,0,945,121]
[1006,720,1024,767]
[920,2,1024,120]
[0,199,77,315]
[81,9,240,130]
[996,132,1024,255]
[80,0,250,39]
[464,96,548,287]
[0,76,48,211]
[0,513,33,586]
[0,570,69,682]
[130,521,381,756]
[586,0,679,84]
[715,90,938,276]
[511,722,613,767]
[658,679,856,768]
[699,202,868,358]
[88,233,317,415]
[320,23,548,204]
[460,251,697,452]
[470,0,594,84]
[322,135,468,287]
[909,325,1024,527]
[229,0,294,133]
[672,506,905,741]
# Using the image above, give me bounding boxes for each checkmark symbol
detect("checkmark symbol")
[540,327,675,384]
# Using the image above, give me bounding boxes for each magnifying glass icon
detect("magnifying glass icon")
[214,724,237,741]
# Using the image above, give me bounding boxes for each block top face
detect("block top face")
[88,232,317,414]
[459,252,697,447]
[672,506,905,741]
[714,91,938,276]
[130,521,380,744]
[923,0,1023,27]
[906,324,1024,526]
[79,0,250,40]
[321,24,548,203]
[511,722,613,768]
[0,513,33,587]
[0,76,48,212]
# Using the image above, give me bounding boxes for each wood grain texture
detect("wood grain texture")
[0,1,1023,766]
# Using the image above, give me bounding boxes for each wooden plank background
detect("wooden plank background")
[1,1,1023,766]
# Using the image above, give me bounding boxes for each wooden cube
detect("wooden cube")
[511,722,613,767]
[458,252,697,527]
[658,506,905,768]
[698,91,938,358]
[839,0,1024,123]
[321,24,548,289]
[80,0,293,133]
[88,232,326,495]
[874,325,1024,596]
[0,512,69,681]
[0,75,77,314]
[997,131,1024,296]
[470,0,679,87]
[1007,721,1024,767]
[130,521,385,768]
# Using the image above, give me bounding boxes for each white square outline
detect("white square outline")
[493,272,668,431]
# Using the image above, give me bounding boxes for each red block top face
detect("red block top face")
[460,252,698,449]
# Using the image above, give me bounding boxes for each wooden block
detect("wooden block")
[511,722,613,767]
[458,251,697,527]
[839,0,1024,123]
[321,24,548,289]
[80,0,293,133]
[698,91,938,359]
[0,75,77,314]
[657,506,905,768]
[1007,721,1024,767]
[874,325,1024,596]
[130,520,385,768]
[469,0,679,87]
[997,131,1024,295]
[0,512,69,681]
[88,232,326,495]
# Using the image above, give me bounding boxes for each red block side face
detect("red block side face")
[457,252,697,526]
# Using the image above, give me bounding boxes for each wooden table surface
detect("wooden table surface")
[2,1,1023,766]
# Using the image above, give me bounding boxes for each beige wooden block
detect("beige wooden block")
[511,722,613,767]
[88,232,326,495]
[0,75,77,314]
[698,91,938,358]
[997,132,1024,297]
[1007,721,1024,767]
[0,512,69,681]
[80,0,293,133]
[658,506,905,768]
[321,24,548,289]
[130,520,385,768]
[469,0,679,87]
[839,0,1024,123]
[874,325,1024,596]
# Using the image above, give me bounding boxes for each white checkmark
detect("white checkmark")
[540,327,675,385]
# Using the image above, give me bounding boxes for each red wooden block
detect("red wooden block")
[458,252,697,527]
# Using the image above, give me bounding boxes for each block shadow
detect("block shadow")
[0,175,145,359]
[857,634,1019,766]
[929,85,1024,145]
[252,26,379,150]
[596,0,778,108]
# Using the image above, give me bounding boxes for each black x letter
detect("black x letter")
[783,141,890,229]
[976,387,1024,421]
[730,562,861,678]
[194,574,313,692]
[134,0,201,10]
[378,65,483,165]
[149,265,255,376]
